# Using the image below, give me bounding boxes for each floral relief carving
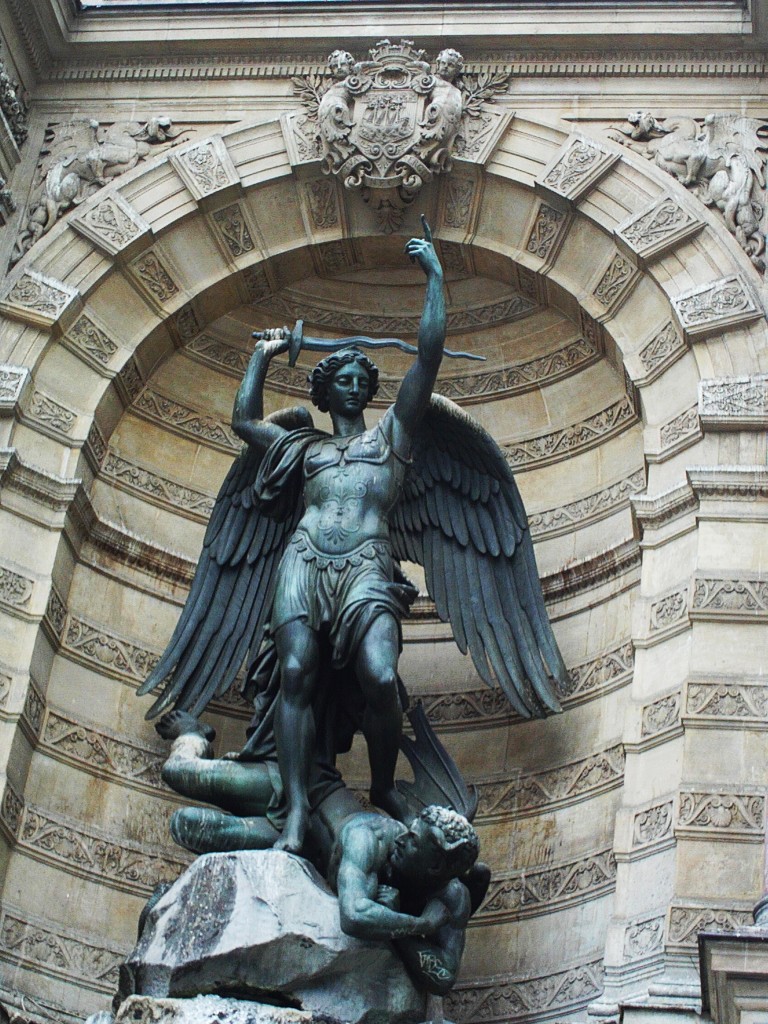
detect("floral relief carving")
[0,674,11,707]
[0,909,124,993]
[0,784,23,839]
[243,264,272,302]
[43,710,164,790]
[66,314,118,366]
[175,139,230,195]
[641,693,680,737]
[86,421,108,468]
[593,253,635,307]
[444,178,476,229]
[28,391,76,435]
[101,452,214,520]
[478,849,615,922]
[618,196,700,260]
[649,589,688,632]
[130,250,179,303]
[0,565,33,608]
[668,906,753,947]
[186,334,250,376]
[686,680,768,721]
[305,179,339,229]
[3,271,74,320]
[22,680,44,737]
[638,322,684,376]
[446,958,604,1024]
[73,193,147,253]
[677,791,764,835]
[692,576,768,616]
[64,615,160,683]
[133,387,241,453]
[503,396,636,470]
[699,375,768,421]
[116,358,144,404]
[212,203,255,257]
[479,744,625,818]
[528,470,645,539]
[171,305,200,343]
[673,275,759,332]
[632,800,674,848]
[543,137,604,194]
[0,366,28,405]
[623,916,665,961]
[659,405,700,450]
[526,204,566,259]
[19,803,186,895]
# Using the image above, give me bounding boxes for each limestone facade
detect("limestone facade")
[0,3,767,1023]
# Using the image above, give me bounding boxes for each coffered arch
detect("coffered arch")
[0,114,765,1021]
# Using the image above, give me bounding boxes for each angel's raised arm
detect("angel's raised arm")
[392,217,446,445]
[232,329,291,454]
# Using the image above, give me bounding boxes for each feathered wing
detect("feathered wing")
[390,395,567,719]
[138,407,312,719]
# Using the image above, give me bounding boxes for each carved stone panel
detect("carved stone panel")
[623,915,665,962]
[211,202,256,262]
[672,275,761,341]
[641,692,681,739]
[685,678,768,727]
[127,248,182,312]
[525,202,569,263]
[0,564,34,611]
[63,313,119,373]
[632,800,675,851]
[170,135,240,206]
[69,192,152,260]
[636,321,686,384]
[667,904,753,949]
[691,575,768,621]
[699,374,768,430]
[0,270,80,329]
[591,252,639,312]
[676,790,765,840]
[537,133,619,208]
[0,365,30,415]
[615,195,703,265]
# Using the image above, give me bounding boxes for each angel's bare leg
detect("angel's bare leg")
[355,613,408,822]
[170,806,280,854]
[273,620,321,853]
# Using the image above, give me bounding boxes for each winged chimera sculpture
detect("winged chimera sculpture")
[140,220,567,853]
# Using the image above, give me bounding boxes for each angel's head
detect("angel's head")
[328,50,356,80]
[435,48,464,82]
[308,348,380,414]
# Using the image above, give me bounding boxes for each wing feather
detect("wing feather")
[389,395,565,719]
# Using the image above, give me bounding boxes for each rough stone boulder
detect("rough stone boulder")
[119,850,425,1024]
[114,994,346,1024]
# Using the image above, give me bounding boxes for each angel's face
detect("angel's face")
[327,363,371,418]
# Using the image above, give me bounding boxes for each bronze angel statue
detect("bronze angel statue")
[140,218,566,855]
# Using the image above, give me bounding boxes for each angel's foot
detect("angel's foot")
[370,785,409,823]
[274,809,309,854]
[156,710,216,743]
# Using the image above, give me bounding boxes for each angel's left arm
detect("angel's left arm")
[392,219,446,449]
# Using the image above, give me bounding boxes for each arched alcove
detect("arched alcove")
[0,114,765,1022]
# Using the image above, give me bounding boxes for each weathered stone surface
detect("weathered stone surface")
[114,994,341,1024]
[120,851,424,1024]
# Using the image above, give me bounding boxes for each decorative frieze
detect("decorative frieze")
[63,614,160,685]
[592,253,638,311]
[623,915,665,962]
[0,270,79,329]
[443,177,477,231]
[85,420,108,469]
[0,564,33,611]
[64,313,119,371]
[636,321,686,382]
[26,390,76,438]
[677,790,765,840]
[186,334,250,377]
[0,906,124,994]
[503,395,636,471]
[115,357,144,406]
[688,465,768,502]
[685,678,768,726]
[170,135,240,204]
[478,849,615,923]
[0,365,30,414]
[420,638,633,728]
[43,710,165,792]
[446,957,604,1024]
[312,239,358,276]
[169,304,201,345]
[132,387,241,454]
[101,451,215,521]
[526,203,568,261]
[242,263,273,303]
[212,203,256,258]
[691,575,768,620]
[699,374,768,430]
[21,678,44,738]
[529,469,645,539]
[538,133,619,207]
[616,195,703,265]
[17,802,187,896]
[647,404,702,462]
[667,904,753,949]
[672,275,761,341]
[70,192,152,259]
[632,800,674,851]
[641,692,681,738]
[0,780,23,840]
[478,743,625,820]
[649,587,689,634]
[44,584,66,640]
[128,249,181,308]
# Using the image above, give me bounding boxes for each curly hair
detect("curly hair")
[419,805,479,877]
[307,349,380,413]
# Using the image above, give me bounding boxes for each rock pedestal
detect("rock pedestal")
[119,850,424,1024]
